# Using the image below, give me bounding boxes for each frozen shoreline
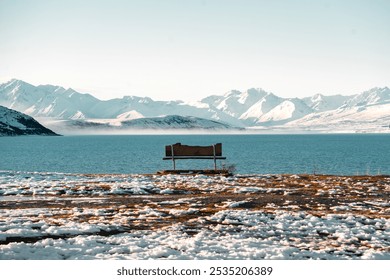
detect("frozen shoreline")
[0,171,389,260]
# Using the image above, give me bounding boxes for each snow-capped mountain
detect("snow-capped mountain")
[340,87,390,108]
[201,88,318,126]
[0,80,100,120]
[302,94,350,112]
[239,93,311,126]
[287,103,390,132]
[0,79,389,133]
[0,105,59,136]
[238,92,283,122]
[287,87,390,132]
[201,88,268,118]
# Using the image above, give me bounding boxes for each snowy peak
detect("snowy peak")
[0,80,101,119]
[303,94,350,112]
[0,80,46,111]
[1,79,34,91]
[238,88,268,105]
[342,87,390,108]
[37,84,67,94]
[202,88,269,118]
[116,110,144,120]
[122,95,154,104]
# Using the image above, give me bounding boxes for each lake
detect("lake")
[0,134,389,175]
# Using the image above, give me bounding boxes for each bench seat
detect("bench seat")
[163,156,226,160]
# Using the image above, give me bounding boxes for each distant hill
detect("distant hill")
[0,105,59,136]
[121,115,239,129]
[45,115,240,134]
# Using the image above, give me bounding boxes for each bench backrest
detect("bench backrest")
[165,143,222,157]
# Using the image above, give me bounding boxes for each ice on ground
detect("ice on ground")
[0,171,389,260]
[1,209,388,260]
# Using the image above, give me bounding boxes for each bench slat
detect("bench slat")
[163,156,226,160]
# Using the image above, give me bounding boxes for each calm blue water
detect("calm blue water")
[0,134,389,175]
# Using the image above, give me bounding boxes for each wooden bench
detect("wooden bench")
[163,143,226,170]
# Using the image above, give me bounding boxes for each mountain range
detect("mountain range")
[0,79,389,133]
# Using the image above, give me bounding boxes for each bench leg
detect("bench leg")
[214,159,217,171]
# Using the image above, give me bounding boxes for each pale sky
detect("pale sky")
[0,0,389,101]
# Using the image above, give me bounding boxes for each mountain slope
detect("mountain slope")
[302,94,351,112]
[238,93,284,124]
[0,105,59,136]
[255,98,313,125]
